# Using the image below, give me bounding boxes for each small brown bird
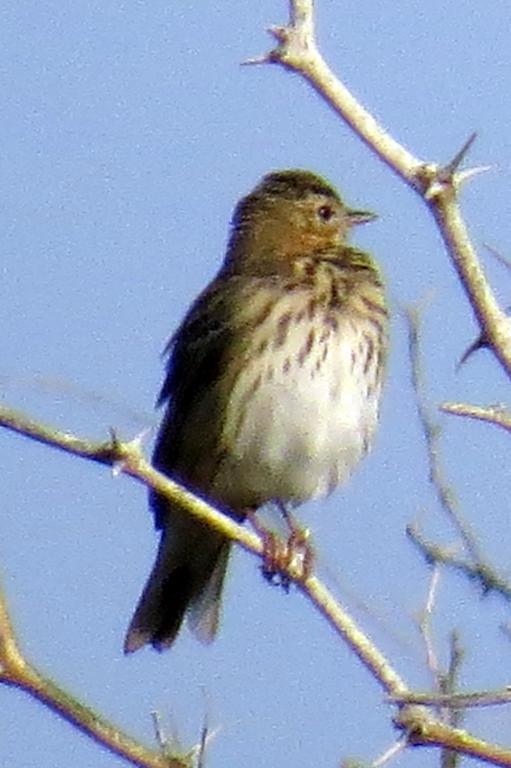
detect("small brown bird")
[124,169,388,653]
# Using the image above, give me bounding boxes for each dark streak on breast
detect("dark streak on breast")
[232,372,262,441]
[360,295,388,317]
[329,279,342,309]
[365,315,386,336]
[363,333,375,374]
[249,372,262,397]
[252,299,275,327]
[298,328,315,366]
[303,260,316,283]
[274,312,292,348]
[325,314,339,332]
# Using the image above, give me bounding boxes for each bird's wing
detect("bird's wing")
[151,274,280,528]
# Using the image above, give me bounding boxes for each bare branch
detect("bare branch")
[407,525,511,601]
[247,0,423,185]
[5,402,511,762]
[371,739,407,767]
[0,403,410,698]
[250,0,511,379]
[0,587,189,768]
[417,565,443,687]
[5,6,511,764]
[405,311,511,605]
[395,707,511,766]
[391,689,511,709]
[440,632,465,768]
[404,305,483,561]
[441,402,511,434]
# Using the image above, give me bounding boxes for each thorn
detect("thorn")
[457,165,492,186]
[191,721,222,768]
[151,710,168,751]
[457,248,511,369]
[268,24,289,44]
[241,26,289,66]
[128,427,152,449]
[110,427,151,477]
[108,426,120,449]
[425,133,483,199]
[456,336,485,371]
[457,308,511,370]
[241,53,270,66]
[196,722,207,768]
[484,243,511,272]
[443,131,477,176]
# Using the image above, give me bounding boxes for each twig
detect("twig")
[246,0,422,185]
[395,707,511,766]
[405,305,483,562]
[441,402,511,434]
[407,525,511,601]
[416,564,466,768]
[440,632,465,768]
[391,689,511,709]
[0,403,409,699]
[0,587,189,768]
[371,739,407,767]
[406,303,511,603]
[5,402,511,764]
[418,565,443,690]
[0,403,264,559]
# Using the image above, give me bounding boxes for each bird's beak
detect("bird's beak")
[347,208,378,226]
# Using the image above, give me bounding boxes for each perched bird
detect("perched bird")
[124,169,388,653]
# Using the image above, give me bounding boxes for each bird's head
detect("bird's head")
[224,169,376,276]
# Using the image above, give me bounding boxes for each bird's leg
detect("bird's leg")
[277,502,315,580]
[245,508,292,589]
[246,504,315,586]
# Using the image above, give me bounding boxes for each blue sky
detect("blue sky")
[3,2,511,767]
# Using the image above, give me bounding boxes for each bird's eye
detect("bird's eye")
[317,204,334,222]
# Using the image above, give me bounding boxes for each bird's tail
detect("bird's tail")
[124,518,230,653]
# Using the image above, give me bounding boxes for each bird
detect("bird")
[124,169,388,653]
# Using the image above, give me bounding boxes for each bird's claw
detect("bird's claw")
[260,526,314,588]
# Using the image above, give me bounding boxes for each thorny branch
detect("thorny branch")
[407,526,511,601]
[0,584,190,768]
[4,1,511,766]
[441,402,511,434]
[406,304,511,606]
[0,403,425,764]
[3,406,511,765]
[250,0,511,378]
[243,1,511,763]
[404,305,483,561]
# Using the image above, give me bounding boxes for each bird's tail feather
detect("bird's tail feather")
[124,524,230,654]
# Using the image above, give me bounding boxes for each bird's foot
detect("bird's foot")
[260,529,292,590]
[277,503,315,580]
[246,508,314,587]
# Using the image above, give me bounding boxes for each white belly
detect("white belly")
[213,314,382,507]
